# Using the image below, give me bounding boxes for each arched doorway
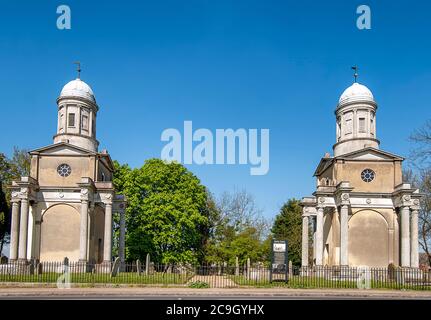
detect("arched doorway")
[40,204,80,261]
[348,209,389,267]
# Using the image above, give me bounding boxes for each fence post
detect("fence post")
[246,258,251,280]
[235,257,239,276]
[145,254,150,276]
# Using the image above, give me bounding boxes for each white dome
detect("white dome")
[339,82,374,104]
[60,78,96,103]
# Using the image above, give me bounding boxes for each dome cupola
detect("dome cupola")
[338,82,374,106]
[333,69,380,156]
[60,78,96,104]
[53,65,100,152]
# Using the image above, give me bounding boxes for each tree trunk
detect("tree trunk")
[0,237,3,256]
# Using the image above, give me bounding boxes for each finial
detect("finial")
[74,61,81,79]
[351,66,358,83]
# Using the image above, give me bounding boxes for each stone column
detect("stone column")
[26,205,34,260]
[9,201,20,261]
[103,203,113,262]
[315,207,324,266]
[340,205,349,266]
[32,207,41,261]
[301,214,309,267]
[18,199,29,261]
[79,200,89,262]
[119,211,126,264]
[410,209,419,268]
[400,206,410,267]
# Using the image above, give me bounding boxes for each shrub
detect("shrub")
[188,280,210,289]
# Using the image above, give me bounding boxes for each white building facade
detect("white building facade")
[9,76,126,266]
[301,81,422,268]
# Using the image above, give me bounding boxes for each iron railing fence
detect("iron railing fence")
[0,261,430,290]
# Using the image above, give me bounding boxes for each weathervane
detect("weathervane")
[351,66,358,83]
[74,61,81,79]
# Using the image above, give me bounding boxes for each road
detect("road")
[0,287,431,300]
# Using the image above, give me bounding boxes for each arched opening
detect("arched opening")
[88,205,105,264]
[348,210,389,267]
[40,204,80,262]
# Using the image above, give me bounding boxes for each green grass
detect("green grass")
[1,271,430,291]
[228,275,431,290]
[0,272,193,285]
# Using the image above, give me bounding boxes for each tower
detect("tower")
[53,78,99,152]
[8,69,126,266]
[300,71,422,269]
[333,82,379,156]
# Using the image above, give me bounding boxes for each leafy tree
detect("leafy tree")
[228,227,267,265]
[0,178,9,256]
[10,147,30,178]
[203,189,270,265]
[111,160,132,258]
[0,148,30,255]
[113,159,210,264]
[271,199,303,267]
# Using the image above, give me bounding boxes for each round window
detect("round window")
[361,169,375,183]
[57,164,72,177]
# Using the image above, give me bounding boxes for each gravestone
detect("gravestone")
[36,263,43,275]
[149,262,155,275]
[29,262,35,275]
[145,254,150,276]
[136,259,141,276]
[111,257,120,277]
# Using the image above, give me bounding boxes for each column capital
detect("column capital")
[101,193,114,205]
[80,188,92,202]
[316,204,325,211]
[335,181,353,204]
[411,198,420,212]
[302,206,314,217]
[392,183,422,208]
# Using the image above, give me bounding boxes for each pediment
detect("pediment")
[30,142,96,156]
[336,147,404,161]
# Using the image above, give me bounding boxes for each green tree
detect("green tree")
[0,148,30,255]
[228,227,266,265]
[271,199,303,267]
[111,160,132,258]
[203,189,270,265]
[10,147,30,178]
[113,159,210,264]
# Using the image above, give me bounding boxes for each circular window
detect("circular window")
[57,164,72,177]
[361,169,375,183]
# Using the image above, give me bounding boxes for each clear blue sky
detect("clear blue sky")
[0,0,430,220]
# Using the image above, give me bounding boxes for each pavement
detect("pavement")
[0,287,431,299]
